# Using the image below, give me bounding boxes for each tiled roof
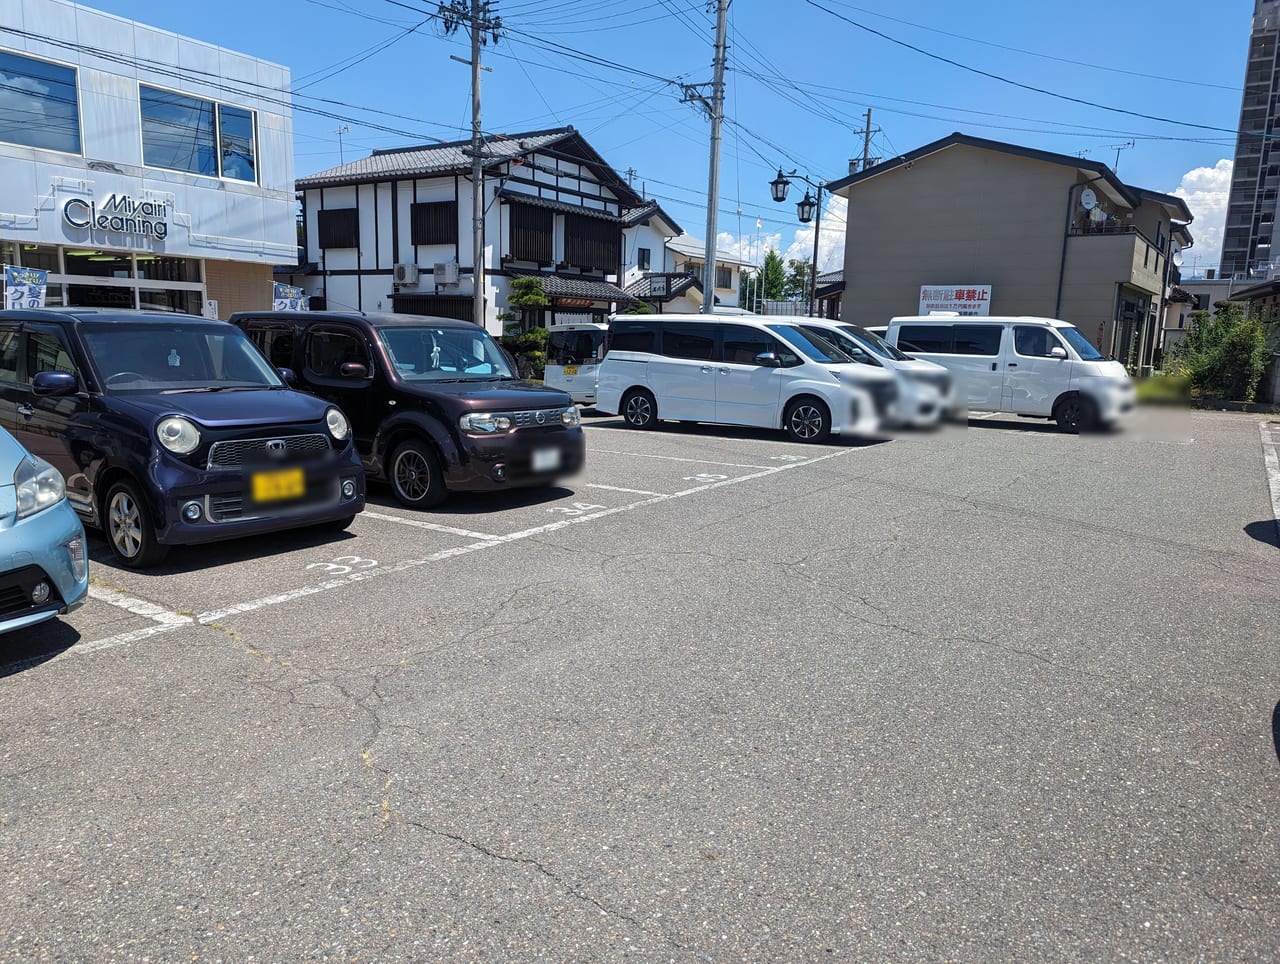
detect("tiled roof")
[498,189,622,222]
[666,234,757,267]
[506,268,635,303]
[817,269,843,285]
[297,128,574,188]
[624,273,700,300]
[622,200,684,235]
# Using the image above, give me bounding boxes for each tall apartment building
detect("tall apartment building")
[1221,0,1280,279]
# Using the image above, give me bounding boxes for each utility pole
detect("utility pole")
[682,0,729,315]
[333,125,350,164]
[861,108,873,172]
[440,1,502,329]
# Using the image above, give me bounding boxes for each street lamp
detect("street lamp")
[770,167,825,317]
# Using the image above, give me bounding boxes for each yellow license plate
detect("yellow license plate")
[563,365,579,376]
[252,467,305,502]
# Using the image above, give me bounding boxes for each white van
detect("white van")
[794,319,957,426]
[595,314,897,442]
[544,322,608,405]
[884,315,1135,432]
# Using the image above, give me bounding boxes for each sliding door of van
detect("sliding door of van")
[1004,325,1071,416]
[897,323,1006,411]
[650,324,719,421]
[716,324,785,427]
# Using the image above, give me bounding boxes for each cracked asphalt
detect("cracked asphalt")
[2,409,1279,960]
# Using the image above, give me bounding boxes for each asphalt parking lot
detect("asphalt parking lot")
[3,409,1279,960]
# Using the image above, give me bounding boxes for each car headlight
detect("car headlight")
[14,455,66,520]
[459,412,512,434]
[155,416,201,455]
[325,407,351,440]
[561,406,580,427]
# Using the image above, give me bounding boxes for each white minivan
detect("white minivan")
[596,314,899,442]
[884,315,1135,432]
[544,322,608,406]
[794,319,958,427]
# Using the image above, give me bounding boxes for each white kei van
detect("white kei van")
[596,314,897,442]
[544,323,608,405]
[884,315,1135,432]
[794,319,958,426]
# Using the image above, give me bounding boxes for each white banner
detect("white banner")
[4,265,48,309]
[919,284,991,316]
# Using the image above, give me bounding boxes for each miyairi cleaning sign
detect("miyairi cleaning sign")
[63,193,169,240]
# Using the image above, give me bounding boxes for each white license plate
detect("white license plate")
[532,447,561,472]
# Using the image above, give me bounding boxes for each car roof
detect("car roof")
[228,310,476,329]
[890,315,1071,328]
[0,307,231,326]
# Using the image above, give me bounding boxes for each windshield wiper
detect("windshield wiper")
[160,385,266,394]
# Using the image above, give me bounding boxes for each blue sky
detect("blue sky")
[87,0,1249,274]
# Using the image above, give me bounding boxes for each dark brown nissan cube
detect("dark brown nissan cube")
[229,311,585,509]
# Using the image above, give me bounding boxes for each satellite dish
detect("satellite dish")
[1080,188,1098,211]
[1173,249,1184,267]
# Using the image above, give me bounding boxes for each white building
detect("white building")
[0,0,296,317]
[290,126,649,332]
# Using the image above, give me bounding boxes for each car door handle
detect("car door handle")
[1007,363,1018,368]
[718,368,730,375]
[17,403,34,417]
[990,363,998,371]
[701,366,713,374]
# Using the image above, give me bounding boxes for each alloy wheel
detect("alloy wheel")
[789,404,824,440]
[109,491,143,558]
[394,449,432,502]
[625,394,652,426]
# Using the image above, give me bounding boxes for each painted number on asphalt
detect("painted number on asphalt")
[547,502,607,516]
[682,473,729,482]
[307,555,379,575]
[770,455,807,462]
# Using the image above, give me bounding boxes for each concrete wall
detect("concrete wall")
[842,145,1073,325]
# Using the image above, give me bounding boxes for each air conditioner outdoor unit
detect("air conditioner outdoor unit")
[393,263,419,286]
[434,262,460,285]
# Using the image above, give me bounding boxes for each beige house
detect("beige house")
[827,133,1193,370]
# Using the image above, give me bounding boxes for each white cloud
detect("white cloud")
[710,195,848,274]
[1172,158,1231,276]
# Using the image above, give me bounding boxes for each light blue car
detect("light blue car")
[0,426,88,636]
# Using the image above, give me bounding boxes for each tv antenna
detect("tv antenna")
[1101,140,1135,173]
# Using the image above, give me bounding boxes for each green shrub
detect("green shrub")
[1170,304,1270,402]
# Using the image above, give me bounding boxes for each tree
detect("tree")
[505,276,550,333]
[784,259,813,302]
[625,299,654,314]
[1167,302,1270,401]
[759,249,787,304]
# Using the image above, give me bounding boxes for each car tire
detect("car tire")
[1054,395,1098,434]
[104,479,169,569]
[389,439,447,509]
[621,389,658,429]
[784,397,831,443]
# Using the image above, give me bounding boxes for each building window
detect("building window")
[0,51,80,154]
[318,209,359,249]
[140,86,257,181]
[716,265,733,289]
[509,202,553,264]
[637,247,651,271]
[564,214,620,271]
[411,201,458,245]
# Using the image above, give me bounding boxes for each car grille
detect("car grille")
[0,565,61,619]
[869,380,899,417]
[205,480,339,523]
[207,434,331,470]
[511,408,566,429]
[913,370,952,393]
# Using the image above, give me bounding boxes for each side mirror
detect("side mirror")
[339,362,369,379]
[1049,346,1068,360]
[755,352,782,368]
[277,367,298,385]
[32,370,78,397]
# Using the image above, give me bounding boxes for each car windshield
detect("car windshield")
[376,325,515,382]
[80,323,283,393]
[1057,325,1106,361]
[842,324,912,361]
[767,324,855,364]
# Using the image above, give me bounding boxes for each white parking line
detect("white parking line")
[195,448,855,626]
[1261,421,1280,546]
[359,511,501,541]
[584,483,667,497]
[88,584,193,626]
[589,448,775,470]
